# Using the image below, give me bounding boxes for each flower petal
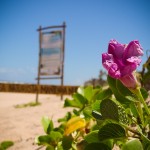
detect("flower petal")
[102,53,121,78]
[102,39,143,89]
[108,63,121,78]
[108,39,125,59]
[126,56,142,66]
[102,53,114,70]
[120,73,137,88]
[121,64,137,76]
[123,40,143,60]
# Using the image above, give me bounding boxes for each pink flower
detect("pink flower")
[102,39,143,88]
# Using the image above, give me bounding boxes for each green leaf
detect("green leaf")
[84,86,93,101]
[84,130,100,143]
[58,112,71,123]
[64,93,86,108]
[77,86,85,95]
[73,109,80,116]
[92,111,103,120]
[98,122,126,141]
[64,98,81,108]
[102,139,114,149]
[41,116,53,134]
[49,131,63,143]
[64,86,102,109]
[53,126,64,135]
[118,106,129,124]
[46,145,55,150]
[92,88,102,100]
[0,141,14,149]
[62,135,73,150]
[141,134,150,150]
[121,139,143,150]
[57,145,64,150]
[140,87,149,100]
[84,143,111,150]
[78,86,101,102]
[35,132,62,146]
[129,102,139,118]
[96,88,112,100]
[125,96,138,102]
[92,100,101,111]
[107,75,130,105]
[35,135,51,146]
[116,80,132,97]
[83,106,93,118]
[73,93,87,105]
[100,99,119,121]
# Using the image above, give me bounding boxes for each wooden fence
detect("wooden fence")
[0,83,79,95]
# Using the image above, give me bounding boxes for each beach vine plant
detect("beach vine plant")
[35,40,150,150]
[0,141,14,150]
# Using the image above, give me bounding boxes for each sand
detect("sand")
[0,92,72,150]
[1,92,149,150]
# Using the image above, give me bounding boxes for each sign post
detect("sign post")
[36,22,66,102]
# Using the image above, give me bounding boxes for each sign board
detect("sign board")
[40,31,63,76]
[36,22,66,102]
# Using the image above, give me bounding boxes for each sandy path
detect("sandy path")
[0,92,72,150]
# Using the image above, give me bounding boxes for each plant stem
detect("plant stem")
[121,123,141,136]
[136,101,144,125]
[136,88,150,116]
[130,87,150,116]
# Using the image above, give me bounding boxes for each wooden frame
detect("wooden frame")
[36,22,66,102]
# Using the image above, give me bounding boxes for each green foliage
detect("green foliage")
[35,117,63,149]
[0,141,14,150]
[98,121,126,141]
[84,143,111,150]
[96,88,112,100]
[92,111,103,120]
[140,87,149,100]
[35,135,52,146]
[84,130,100,143]
[116,79,133,97]
[14,101,41,108]
[62,136,73,150]
[64,93,87,108]
[100,99,119,121]
[64,86,104,108]
[41,116,54,134]
[35,79,150,150]
[141,134,150,150]
[58,112,71,123]
[142,56,150,91]
[107,75,131,105]
[121,139,143,150]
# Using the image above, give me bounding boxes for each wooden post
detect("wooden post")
[36,26,42,103]
[36,23,66,101]
[61,22,66,100]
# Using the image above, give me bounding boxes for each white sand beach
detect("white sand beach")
[0,92,72,150]
[1,92,149,150]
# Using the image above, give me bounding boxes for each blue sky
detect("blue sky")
[0,0,150,85]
